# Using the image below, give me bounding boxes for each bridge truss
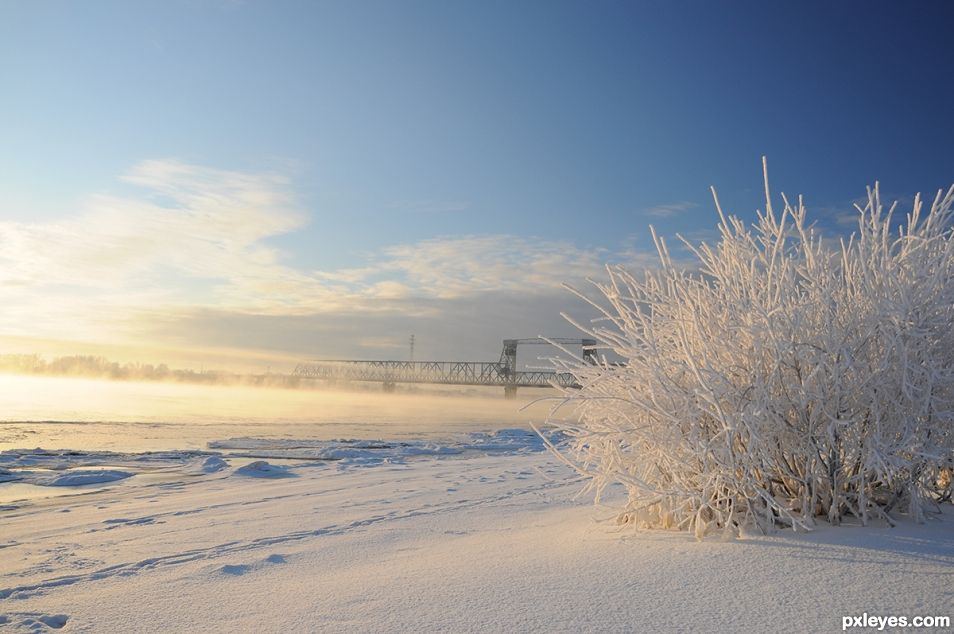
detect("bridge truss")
[292,338,596,398]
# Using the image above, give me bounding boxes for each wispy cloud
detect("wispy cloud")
[644,200,697,218]
[0,160,311,338]
[814,192,918,229]
[365,236,611,298]
[0,160,661,362]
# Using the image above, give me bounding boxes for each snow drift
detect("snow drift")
[547,160,954,537]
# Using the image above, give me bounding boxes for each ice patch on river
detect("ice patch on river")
[0,429,560,490]
[209,428,556,466]
[235,461,295,478]
[37,469,133,487]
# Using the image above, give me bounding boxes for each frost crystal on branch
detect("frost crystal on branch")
[546,161,954,537]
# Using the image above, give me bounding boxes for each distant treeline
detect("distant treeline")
[0,354,304,389]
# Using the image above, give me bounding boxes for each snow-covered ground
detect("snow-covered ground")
[1,429,951,633]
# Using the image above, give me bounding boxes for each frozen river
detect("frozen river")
[0,374,560,453]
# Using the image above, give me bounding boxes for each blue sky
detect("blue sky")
[1,1,953,366]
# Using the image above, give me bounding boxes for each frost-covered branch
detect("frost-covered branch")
[546,162,954,537]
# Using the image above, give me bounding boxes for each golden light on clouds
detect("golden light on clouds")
[0,160,648,366]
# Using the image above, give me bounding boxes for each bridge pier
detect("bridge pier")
[382,381,396,393]
[504,385,517,399]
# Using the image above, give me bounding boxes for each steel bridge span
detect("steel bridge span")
[292,338,596,398]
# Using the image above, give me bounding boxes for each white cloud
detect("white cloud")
[364,236,611,298]
[644,200,697,218]
[0,160,302,292]
[816,192,919,229]
[0,160,662,360]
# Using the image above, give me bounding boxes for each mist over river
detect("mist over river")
[0,375,559,453]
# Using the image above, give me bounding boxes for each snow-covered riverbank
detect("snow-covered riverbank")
[1,431,951,633]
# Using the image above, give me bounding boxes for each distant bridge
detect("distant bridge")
[292,338,596,398]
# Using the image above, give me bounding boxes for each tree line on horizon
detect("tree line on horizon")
[0,353,305,389]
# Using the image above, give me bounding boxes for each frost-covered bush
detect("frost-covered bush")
[546,163,954,537]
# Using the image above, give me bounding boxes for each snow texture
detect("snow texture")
[0,430,552,491]
[36,470,132,487]
[190,456,229,474]
[234,461,295,478]
[0,445,950,632]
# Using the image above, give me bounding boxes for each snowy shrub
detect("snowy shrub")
[545,161,954,537]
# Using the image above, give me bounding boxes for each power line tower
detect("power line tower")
[409,334,415,362]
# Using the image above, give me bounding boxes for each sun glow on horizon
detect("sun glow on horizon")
[0,373,557,453]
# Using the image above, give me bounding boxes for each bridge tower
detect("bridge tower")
[500,340,519,399]
[498,338,597,398]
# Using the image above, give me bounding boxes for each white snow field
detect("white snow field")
[1,430,951,633]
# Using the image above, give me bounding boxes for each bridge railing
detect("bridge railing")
[292,360,577,389]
